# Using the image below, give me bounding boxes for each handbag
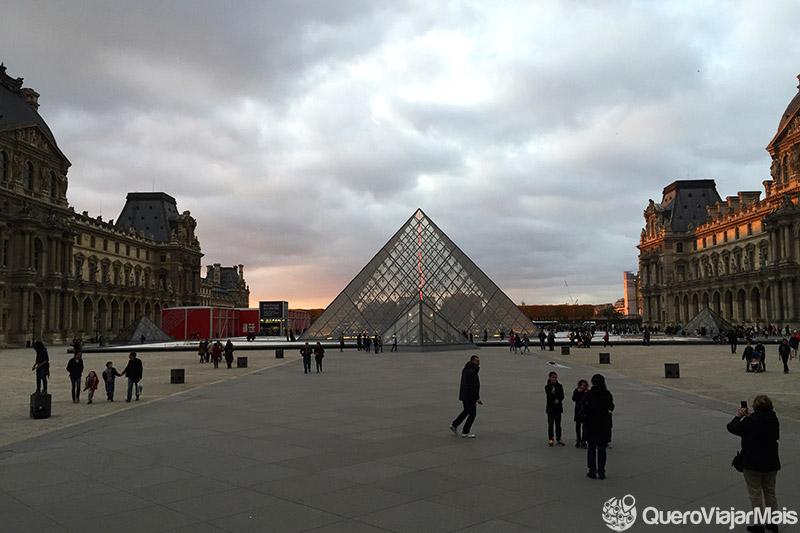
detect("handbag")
[136,380,143,395]
[732,451,743,472]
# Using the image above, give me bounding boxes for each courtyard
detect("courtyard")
[1,342,798,532]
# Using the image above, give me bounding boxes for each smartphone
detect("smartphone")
[740,401,747,409]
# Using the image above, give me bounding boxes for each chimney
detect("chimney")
[20,88,39,110]
[213,263,221,285]
[238,264,244,280]
[206,265,213,279]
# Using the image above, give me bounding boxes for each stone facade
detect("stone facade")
[0,64,248,346]
[638,75,800,330]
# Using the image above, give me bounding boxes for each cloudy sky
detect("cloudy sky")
[3,1,800,308]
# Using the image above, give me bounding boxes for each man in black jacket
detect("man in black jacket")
[121,351,143,402]
[66,352,83,403]
[449,356,482,438]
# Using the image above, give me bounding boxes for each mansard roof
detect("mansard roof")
[0,63,58,147]
[114,192,181,243]
[660,180,721,233]
[767,74,800,154]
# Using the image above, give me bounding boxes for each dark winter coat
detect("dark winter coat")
[572,388,586,422]
[727,409,780,472]
[545,381,564,414]
[66,357,84,378]
[583,387,615,444]
[458,361,480,403]
[121,358,143,381]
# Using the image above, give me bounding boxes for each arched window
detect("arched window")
[49,171,57,198]
[24,161,34,190]
[0,151,6,181]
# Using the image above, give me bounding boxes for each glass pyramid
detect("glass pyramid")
[301,209,537,347]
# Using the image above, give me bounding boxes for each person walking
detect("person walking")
[538,329,546,350]
[449,355,482,438]
[83,371,99,404]
[545,372,565,446]
[211,341,222,369]
[314,342,325,373]
[120,351,143,402]
[224,339,235,369]
[755,342,767,372]
[729,329,739,354]
[547,329,556,351]
[391,334,397,352]
[778,338,790,374]
[584,374,615,479]
[300,342,313,374]
[338,333,345,352]
[727,395,781,533]
[743,340,755,372]
[66,352,84,403]
[32,340,49,395]
[198,340,207,363]
[522,333,530,354]
[102,361,121,401]
[572,379,588,448]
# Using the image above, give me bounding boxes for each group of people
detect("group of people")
[197,339,236,368]
[448,356,616,479]
[508,332,530,353]
[741,338,794,374]
[33,342,143,403]
[542,371,615,479]
[299,341,325,373]
[355,333,384,353]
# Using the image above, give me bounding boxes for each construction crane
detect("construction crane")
[565,281,578,305]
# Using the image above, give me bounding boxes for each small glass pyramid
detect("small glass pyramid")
[301,209,537,346]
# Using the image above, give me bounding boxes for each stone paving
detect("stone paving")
[1,342,799,532]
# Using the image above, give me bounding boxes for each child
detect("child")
[572,379,589,448]
[545,371,565,446]
[102,361,121,401]
[83,371,99,404]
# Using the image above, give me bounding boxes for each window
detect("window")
[723,231,728,243]
[676,243,683,253]
[712,235,717,245]
[747,223,753,236]
[115,243,119,254]
[49,172,56,198]
[735,227,740,239]
[24,161,34,190]
[0,151,6,181]
[90,236,96,248]
[702,237,707,248]
[160,254,166,262]
[103,239,108,251]
[126,244,130,256]
[1,239,7,267]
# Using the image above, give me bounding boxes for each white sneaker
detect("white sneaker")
[449,425,457,435]
[461,433,476,438]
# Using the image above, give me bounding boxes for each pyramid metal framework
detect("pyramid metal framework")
[302,209,537,346]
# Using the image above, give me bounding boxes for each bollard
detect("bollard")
[30,393,51,419]
[665,363,680,378]
[599,352,610,364]
[275,349,284,359]
[170,369,185,384]
[237,356,248,368]
[561,346,570,355]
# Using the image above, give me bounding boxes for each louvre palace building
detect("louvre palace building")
[638,75,800,330]
[0,64,248,346]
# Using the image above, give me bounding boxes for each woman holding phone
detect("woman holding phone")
[727,395,781,533]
